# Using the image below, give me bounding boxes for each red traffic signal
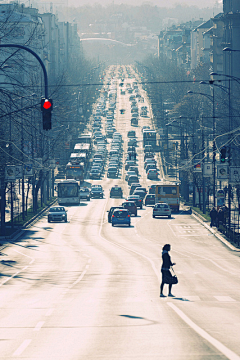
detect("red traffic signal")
[41,98,53,130]
[41,98,53,112]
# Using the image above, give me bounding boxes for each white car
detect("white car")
[153,203,171,218]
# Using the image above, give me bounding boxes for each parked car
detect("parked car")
[112,209,131,227]
[48,206,67,223]
[153,202,171,218]
[145,194,155,206]
[122,201,137,216]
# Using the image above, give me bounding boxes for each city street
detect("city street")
[0,68,240,359]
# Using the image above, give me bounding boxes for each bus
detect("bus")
[143,129,157,149]
[66,163,84,182]
[73,143,91,158]
[155,182,180,212]
[70,152,87,165]
[58,179,80,205]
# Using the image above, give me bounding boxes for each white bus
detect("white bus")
[57,179,80,205]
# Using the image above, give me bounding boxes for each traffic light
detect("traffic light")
[220,147,227,163]
[41,98,53,130]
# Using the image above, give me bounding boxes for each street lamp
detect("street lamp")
[187,90,216,208]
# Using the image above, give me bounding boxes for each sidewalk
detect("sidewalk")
[191,208,240,252]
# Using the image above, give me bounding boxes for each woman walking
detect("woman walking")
[160,244,176,297]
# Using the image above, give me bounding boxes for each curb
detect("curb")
[191,211,240,252]
[0,198,57,247]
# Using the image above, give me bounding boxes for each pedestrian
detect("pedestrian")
[160,244,176,298]
[218,206,224,229]
[210,206,218,227]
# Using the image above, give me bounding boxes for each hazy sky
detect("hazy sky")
[68,0,223,9]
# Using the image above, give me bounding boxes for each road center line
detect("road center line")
[167,302,240,360]
[13,339,32,356]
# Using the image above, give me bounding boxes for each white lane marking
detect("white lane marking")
[13,339,32,356]
[69,269,87,288]
[214,296,236,302]
[34,321,44,331]
[168,302,240,360]
[45,308,54,316]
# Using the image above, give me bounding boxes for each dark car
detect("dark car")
[110,186,123,198]
[48,206,67,223]
[127,195,143,209]
[129,183,141,195]
[107,206,124,223]
[145,194,155,206]
[133,190,146,200]
[149,184,157,194]
[80,187,90,201]
[107,167,118,178]
[122,201,137,216]
[112,209,131,227]
[90,187,104,198]
[128,175,139,186]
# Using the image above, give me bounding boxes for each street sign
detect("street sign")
[230,166,240,184]
[217,165,228,180]
[5,165,16,181]
[193,160,202,172]
[203,163,213,177]
[15,165,23,179]
[24,163,33,177]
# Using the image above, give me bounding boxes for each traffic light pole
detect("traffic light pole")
[0,44,49,99]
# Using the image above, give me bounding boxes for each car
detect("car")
[142,126,150,132]
[147,169,158,179]
[48,206,67,223]
[146,164,157,173]
[107,167,118,178]
[129,183,141,195]
[128,130,136,138]
[125,170,136,181]
[145,194,155,206]
[122,201,137,216]
[153,203,171,218]
[128,175,139,186]
[89,169,101,179]
[144,145,154,153]
[128,138,137,146]
[128,166,138,175]
[90,187,104,198]
[107,206,124,222]
[110,186,123,198]
[133,190,146,200]
[125,160,136,171]
[131,118,138,126]
[127,195,143,209]
[112,209,131,227]
[80,187,91,201]
[144,153,155,161]
[149,184,157,194]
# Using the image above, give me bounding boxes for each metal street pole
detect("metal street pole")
[212,86,216,207]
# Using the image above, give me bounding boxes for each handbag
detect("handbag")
[164,267,178,285]
[170,267,178,284]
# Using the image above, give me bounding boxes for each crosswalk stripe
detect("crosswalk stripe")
[214,296,236,302]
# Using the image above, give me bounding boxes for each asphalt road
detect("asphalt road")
[0,66,240,359]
